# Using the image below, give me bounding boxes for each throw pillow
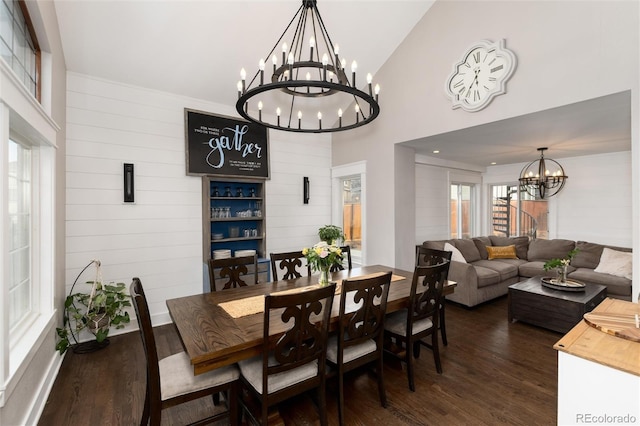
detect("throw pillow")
[594,247,632,280]
[486,245,518,260]
[444,242,467,263]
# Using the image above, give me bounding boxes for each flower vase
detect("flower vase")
[556,265,568,284]
[319,266,331,286]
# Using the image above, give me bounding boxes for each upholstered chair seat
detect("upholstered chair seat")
[159,352,239,401]
[239,355,318,395]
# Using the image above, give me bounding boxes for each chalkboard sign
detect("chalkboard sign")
[185,109,270,179]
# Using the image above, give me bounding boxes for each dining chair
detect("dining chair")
[415,246,453,345]
[383,262,450,392]
[330,245,353,272]
[130,278,240,426]
[237,283,336,425]
[208,254,258,292]
[326,271,391,426]
[269,251,311,281]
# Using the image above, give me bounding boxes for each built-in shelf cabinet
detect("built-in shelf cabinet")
[202,177,269,283]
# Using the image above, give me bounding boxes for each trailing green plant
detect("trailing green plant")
[318,225,345,245]
[56,260,131,355]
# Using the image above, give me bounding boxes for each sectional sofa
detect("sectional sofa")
[422,236,632,307]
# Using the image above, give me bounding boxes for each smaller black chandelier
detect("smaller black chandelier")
[236,0,380,133]
[519,147,568,199]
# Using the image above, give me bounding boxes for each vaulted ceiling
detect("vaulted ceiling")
[53,0,631,168]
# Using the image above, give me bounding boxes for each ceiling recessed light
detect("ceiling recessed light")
[433,150,440,154]
[491,162,497,165]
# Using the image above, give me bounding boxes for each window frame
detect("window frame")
[1,0,42,102]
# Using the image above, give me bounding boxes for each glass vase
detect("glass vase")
[319,266,330,286]
[556,265,568,284]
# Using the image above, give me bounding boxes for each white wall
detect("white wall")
[65,73,331,328]
[332,1,639,287]
[484,151,632,247]
[415,164,450,243]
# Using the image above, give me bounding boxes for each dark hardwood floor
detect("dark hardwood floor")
[39,295,559,425]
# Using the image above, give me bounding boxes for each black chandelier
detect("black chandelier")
[235,0,380,133]
[519,147,568,199]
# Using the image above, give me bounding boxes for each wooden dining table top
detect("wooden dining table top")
[166,264,456,375]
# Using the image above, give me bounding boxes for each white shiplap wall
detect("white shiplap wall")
[415,163,450,243]
[65,73,331,327]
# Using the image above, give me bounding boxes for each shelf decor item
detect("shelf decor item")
[56,260,131,355]
[303,242,343,286]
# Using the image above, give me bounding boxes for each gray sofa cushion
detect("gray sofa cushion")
[489,236,530,260]
[519,260,576,278]
[471,260,519,281]
[422,240,447,251]
[569,268,632,298]
[572,241,632,269]
[472,265,502,288]
[453,239,481,263]
[473,237,491,260]
[527,239,576,261]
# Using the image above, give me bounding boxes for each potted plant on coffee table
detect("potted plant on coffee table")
[56,260,131,355]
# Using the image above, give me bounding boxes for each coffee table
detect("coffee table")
[508,276,607,333]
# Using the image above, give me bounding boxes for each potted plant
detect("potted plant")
[56,260,131,354]
[318,225,345,245]
[543,248,579,284]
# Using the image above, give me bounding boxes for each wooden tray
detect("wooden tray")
[540,276,585,292]
[583,312,640,343]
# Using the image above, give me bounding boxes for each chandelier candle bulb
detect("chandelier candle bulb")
[367,73,373,95]
[375,83,380,102]
[309,37,314,61]
[338,108,343,127]
[322,53,328,80]
[240,68,246,92]
[258,101,263,121]
[318,112,322,129]
[276,107,281,126]
[272,54,277,74]
[259,59,265,85]
[288,53,294,76]
[351,60,357,86]
[282,43,287,67]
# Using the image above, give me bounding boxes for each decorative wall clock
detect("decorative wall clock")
[445,39,517,112]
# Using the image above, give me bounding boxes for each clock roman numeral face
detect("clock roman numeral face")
[445,40,516,112]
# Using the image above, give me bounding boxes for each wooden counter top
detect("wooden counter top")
[554,298,640,376]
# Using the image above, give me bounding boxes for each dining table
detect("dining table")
[166,264,456,375]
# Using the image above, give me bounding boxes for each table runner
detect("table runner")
[219,272,405,319]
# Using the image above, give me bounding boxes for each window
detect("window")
[0,0,41,100]
[332,162,366,266]
[341,175,361,260]
[450,183,474,239]
[8,138,32,331]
